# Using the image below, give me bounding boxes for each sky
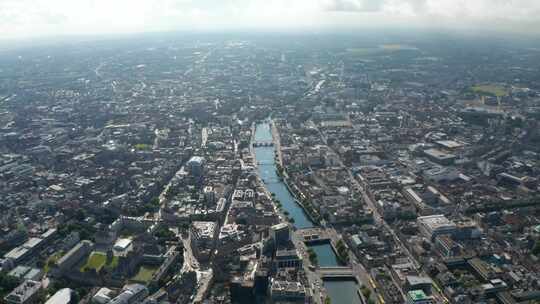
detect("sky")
[2,0,540,39]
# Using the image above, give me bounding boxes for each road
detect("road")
[290,229,327,304]
[180,233,200,272]
[201,127,208,148]
[270,120,284,167]
[312,120,449,303]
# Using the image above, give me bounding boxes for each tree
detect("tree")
[533,240,540,256]
[335,240,349,263]
[155,225,175,245]
[150,197,160,206]
[307,248,318,266]
[74,209,86,221]
[325,297,332,304]
[361,286,371,299]
[0,272,19,298]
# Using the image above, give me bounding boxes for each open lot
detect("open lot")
[80,251,119,272]
[132,265,158,283]
[471,84,508,97]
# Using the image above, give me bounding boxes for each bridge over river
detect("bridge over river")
[318,266,355,279]
[252,141,274,147]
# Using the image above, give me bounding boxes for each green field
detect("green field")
[132,265,158,282]
[380,44,418,51]
[80,252,119,272]
[134,143,152,150]
[471,84,508,97]
[346,44,419,57]
[346,48,380,56]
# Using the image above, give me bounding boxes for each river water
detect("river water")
[253,122,361,304]
[253,122,314,229]
[308,243,342,267]
[324,280,363,304]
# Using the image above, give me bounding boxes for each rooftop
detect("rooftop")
[114,238,133,251]
[408,289,429,301]
[418,214,456,230]
[4,280,42,303]
[45,288,73,304]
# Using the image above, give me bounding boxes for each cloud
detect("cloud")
[1,0,540,39]
[323,0,386,12]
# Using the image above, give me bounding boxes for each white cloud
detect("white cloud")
[1,0,540,39]
[322,0,386,12]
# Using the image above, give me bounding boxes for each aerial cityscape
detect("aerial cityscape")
[1,8,540,304]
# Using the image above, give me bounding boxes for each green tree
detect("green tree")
[361,286,371,299]
[533,240,540,256]
[155,225,175,245]
[0,272,19,298]
[150,197,160,206]
[307,248,318,266]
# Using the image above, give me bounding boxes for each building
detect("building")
[497,172,524,187]
[481,279,508,295]
[203,186,215,204]
[113,238,133,256]
[3,237,45,264]
[404,276,433,294]
[423,149,456,166]
[92,288,115,304]
[190,221,217,261]
[454,221,482,240]
[186,156,205,177]
[435,140,463,150]
[61,232,80,251]
[0,258,14,272]
[8,266,42,281]
[270,223,290,247]
[3,280,42,304]
[275,249,302,269]
[191,221,217,247]
[45,288,73,304]
[468,258,500,281]
[406,289,435,304]
[269,279,306,301]
[56,240,93,272]
[417,215,457,241]
[434,235,461,257]
[109,284,148,304]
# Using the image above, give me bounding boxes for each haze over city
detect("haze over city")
[2,0,540,39]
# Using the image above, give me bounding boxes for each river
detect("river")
[253,122,314,229]
[324,279,363,304]
[253,122,361,304]
[308,242,342,267]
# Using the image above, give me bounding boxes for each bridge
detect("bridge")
[253,141,274,147]
[318,266,355,279]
